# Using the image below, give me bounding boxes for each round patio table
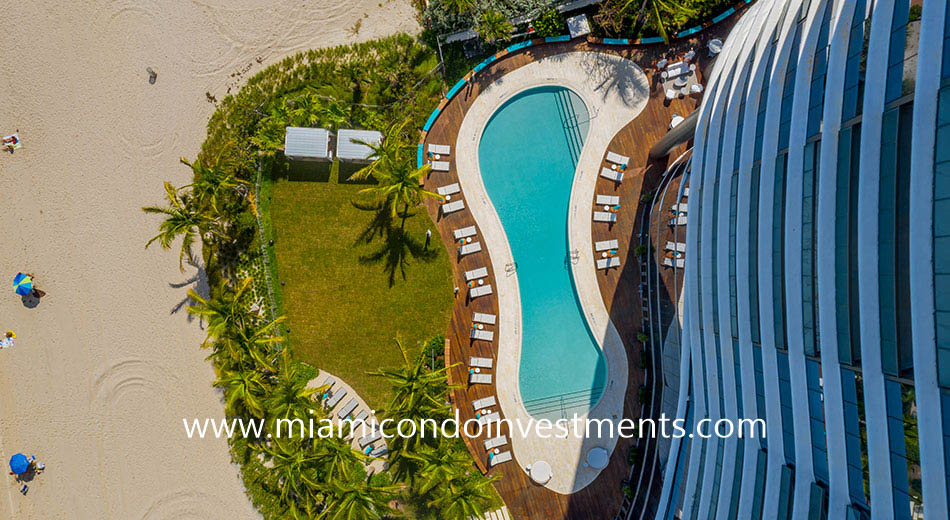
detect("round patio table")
[530,460,552,484]
[587,447,609,469]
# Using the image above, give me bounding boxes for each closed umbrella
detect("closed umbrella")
[13,273,33,296]
[9,453,30,474]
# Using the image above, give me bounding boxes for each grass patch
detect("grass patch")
[269,159,453,408]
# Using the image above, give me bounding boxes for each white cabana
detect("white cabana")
[284,127,330,161]
[336,129,382,162]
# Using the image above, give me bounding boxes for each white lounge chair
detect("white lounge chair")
[600,167,624,182]
[663,257,686,268]
[459,241,482,256]
[473,312,496,325]
[470,356,493,368]
[470,372,492,384]
[431,160,450,171]
[370,446,389,457]
[326,388,347,408]
[428,144,450,155]
[472,396,496,410]
[594,212,617,223]
[442,199,465,214]
[353,410,368,425]
[437,183,460,196]
[489,450,512,467]
[595,239,619,252]
[605,151,629,166]
[337,398,358,419]
[670,203,688,213]
[471,329,494,342]
[597,257,621,270]
[479,411,500,425]
[318,376,335,399]
[465,267,488,281]
[453,225,477,240]
[664,241,687,253]
[669,215,688,226]
[596,194,620,205]
[682,187,690,198]
[469,284,493,299]
[484,435,508,451]
[358,429,382,449]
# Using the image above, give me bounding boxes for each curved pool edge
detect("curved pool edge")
[453,51,650,494]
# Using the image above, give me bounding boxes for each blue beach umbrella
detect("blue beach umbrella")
[9,453,29,474]
[13,273,32,296]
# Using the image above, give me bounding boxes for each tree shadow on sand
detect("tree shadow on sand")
[351,199,439,287]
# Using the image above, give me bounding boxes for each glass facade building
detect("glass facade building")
[654,0,950,518]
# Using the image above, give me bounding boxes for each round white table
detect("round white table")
[529,460,552,484]
[587,447,609,469]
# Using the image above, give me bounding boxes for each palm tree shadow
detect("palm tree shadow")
[352,200,438,287]
[169,258,208,322]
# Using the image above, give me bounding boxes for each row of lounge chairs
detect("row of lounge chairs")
[593,183,623,270]
[319,376,389,459]
[432,153,510,470]
[600,151,629,183]
[428,144,451,172]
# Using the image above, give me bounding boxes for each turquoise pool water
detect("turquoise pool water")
[478,86,607,419]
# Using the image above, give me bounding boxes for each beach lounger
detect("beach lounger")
[358,429,382,449]
[606,151,629,166]
[596,194,620,205]
[594,212,617,223]
[484,435,508,451]
[473,312,496,325]
[682,187,690,197]
[470,372,492,384]
[465,267,488,281]
[472,396,497,410]
[663,257,686,268]
[431,160,450,171]
[318,376,335,398]
[470,356,493,369]
[458,241,482,256]
[437,183,460,196]
[669,215,688,226]
[441,199,465,214]
[353,410,369,425]
[479,411,500,425]
[428,144,451,155]
[595,239,619,252]
[326,388,347,408]
[490,450,512,467]
[670,203,688,214]
[337,398,359,419]
[370,446,389,457]
[600,167,624,182]
[664,241,687,253]
[471,329,494,342]
[597,257,621,270]
[453,225,477,240]
[469,284,493,299]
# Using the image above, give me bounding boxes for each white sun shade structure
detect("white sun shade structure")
[284,127,331,161]
[336,129,382,162]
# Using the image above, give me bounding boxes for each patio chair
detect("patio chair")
[471,329,494,342]
[441,199,465,214]
[469,372,492,384]
[470,356,493,368]
[370,446,389,457]
[670,203,688,213]
[472,396,497,410]
[337,398,358,419]
[664,241,687,253]
[459,241,482,256]
[437,183,460,196]
[596,194,620,205]
[595,239,619,252]
[473,312,497,325]
[484,435,508,451]
[600,167,624,182]
[454,225,477,240]
[663,257,686,268]
[489,450,512,467]
[479,411,500,425]
[431,160,450,171]
[594,211,617,223]
[465,267,489,281]
[669,215,688,226]
[428,144,451,155]
[597,257,621,270]
[325,388,347,408]
[605,151,629,166]
[358,429,382,448]
[469,284,493,298]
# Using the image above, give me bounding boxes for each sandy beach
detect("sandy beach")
[0,1,418,518]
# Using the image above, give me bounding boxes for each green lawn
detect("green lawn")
[268,160,454,409]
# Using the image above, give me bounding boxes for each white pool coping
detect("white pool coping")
[453,51,649,493]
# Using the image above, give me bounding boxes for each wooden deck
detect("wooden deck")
[419,23,734,520]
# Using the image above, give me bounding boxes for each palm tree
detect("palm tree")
[639,0,698,43]
[214,367,268,417]
[402,439,474,494]
[429,472,499,520]
[313,95,350,131]
[359,162,439,226]
[186,277,254,348]
[476,10,513,45]
[211,316,284,371]
[320,471,399,520]
[263,437,322,510]
[181,157,249,214]
[348,118,413,183]
[312,433,368,481]
[142,182,221,271]
[372,340,455,424]
[265,351,320,425]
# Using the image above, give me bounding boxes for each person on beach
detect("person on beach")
[2,131,20,153]
[0,330,14,350]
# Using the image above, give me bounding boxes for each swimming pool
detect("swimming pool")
[478,86,607,419]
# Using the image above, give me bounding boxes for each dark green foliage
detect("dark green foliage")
[532,8,564,37]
